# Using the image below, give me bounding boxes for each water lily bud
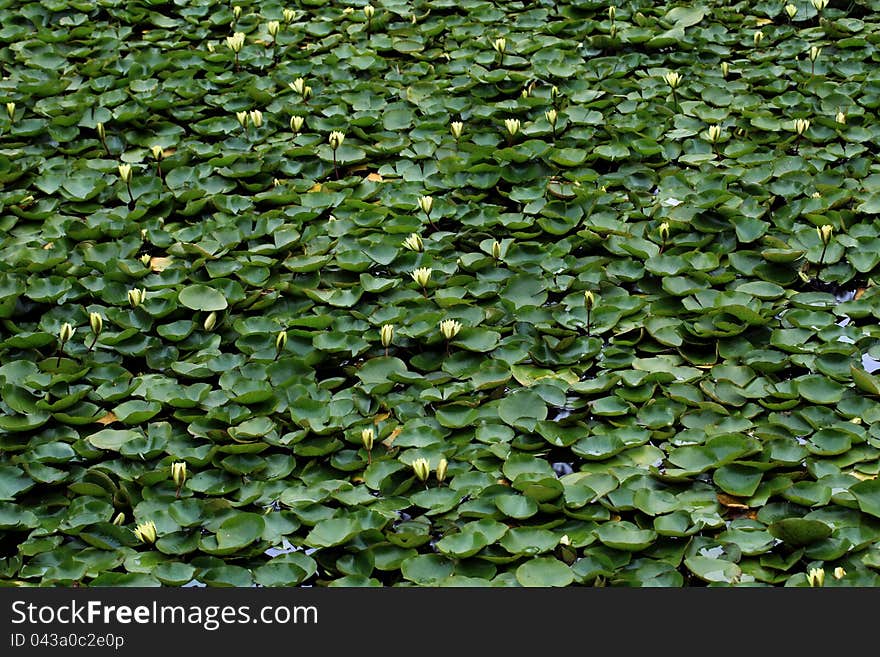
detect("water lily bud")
[275,329,288,353]
[795,118,810,136]
[608,6,615,20]
[249,109,263,128]
[236,110,249,128]
[133,520,157,545]
[809,46,821,62]
[833,567,846,580]
[659,221,670,242]
[128,288,146,308]
[150,145,163,161]
[492,37,506,55]
[267,20,280,37]
[232,5,241,20]
[59,322,75,344]
[301,86,312,101]
[6,102,14,120]
[811,0,829,9]
[171,461,187,488]
[584,290,595,310]
[361,427,374,451]
[411,267,432,288]
[451,120,463,139]
[112,512,125,526]
[380,324,394,347]
[97,122,106,141]
[203,311,217,332]
[402,233,424,252]
[140,253,151,266]
[504,118,520,136]
[836,111,846,125]
[440,318,462,340]
[328,130,345,150]
[609,23,618,38]
[118,163,132,183]
[412,457,430,482]
[664,71,681,89]
[559,534,571,546]
[807,567,825,587]
[818,224,833,245]
[707,124,722,143]
[551,85,559,101]
[545,108,558,126]
[418,194,434,216]
[290,115,305,133]
[89,312,103,337]
[283,8,296,23]
[364,4,375,19]
[227,31,245,53]
[785,3,797,18]
[754,30,764,47]
[436,458,448,483]
[491,240,502,260]
[290,77,306,95]
[721,61,729,78]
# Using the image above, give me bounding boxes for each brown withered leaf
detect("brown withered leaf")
[95,412,117,426]
[381,426,402,447]
[366,172,383,182]
[150,256,173,272]
[717,493,749,509]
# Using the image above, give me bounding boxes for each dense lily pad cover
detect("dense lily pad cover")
[4,0,880,588]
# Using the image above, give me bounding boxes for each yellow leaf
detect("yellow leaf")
[95,412,117,426]
[150,256,173,272]
[366,172,383,182]
[308,183,324,193]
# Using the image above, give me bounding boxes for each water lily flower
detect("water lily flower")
[504,118,520,136]
[817,224,833,245]
[491,37,506,55]
[664,71,681,89]
[411,267,432,288]
[754,30,764,47]
[418,195,434,217]
[380,324,394,348]
[659,222,670,243]
[249,109,263,128]
[707,125,722,143]
[412,458,430,482]
[328,130,345,150]
[283,8,295,23]
[150,145,164,161]
[836,111,846,125]
[794,118,810,136]
[361,428,374,451]
[364,4,374,19]
[226,31,245,53]
[491,240,502,260]
[807,567,825,587]
[89,312,103,337]
[402,233,424,252]
[440,319,462,340]
[171,462,187,488]
[290,115,305,133]
[267,20,280,38]
[809,46,821,62]
[450,120,463,139]
[128,288,146,308]
[117,163,132,183]
[436,458,448,483]
[290,77,306,95]
[59,322,75,344]
[236,111,249,128]
[811,0,829,9]
[232,5,242,20]
[545,108,558,126]
[833,567,846,580]
[133,520,157,545]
